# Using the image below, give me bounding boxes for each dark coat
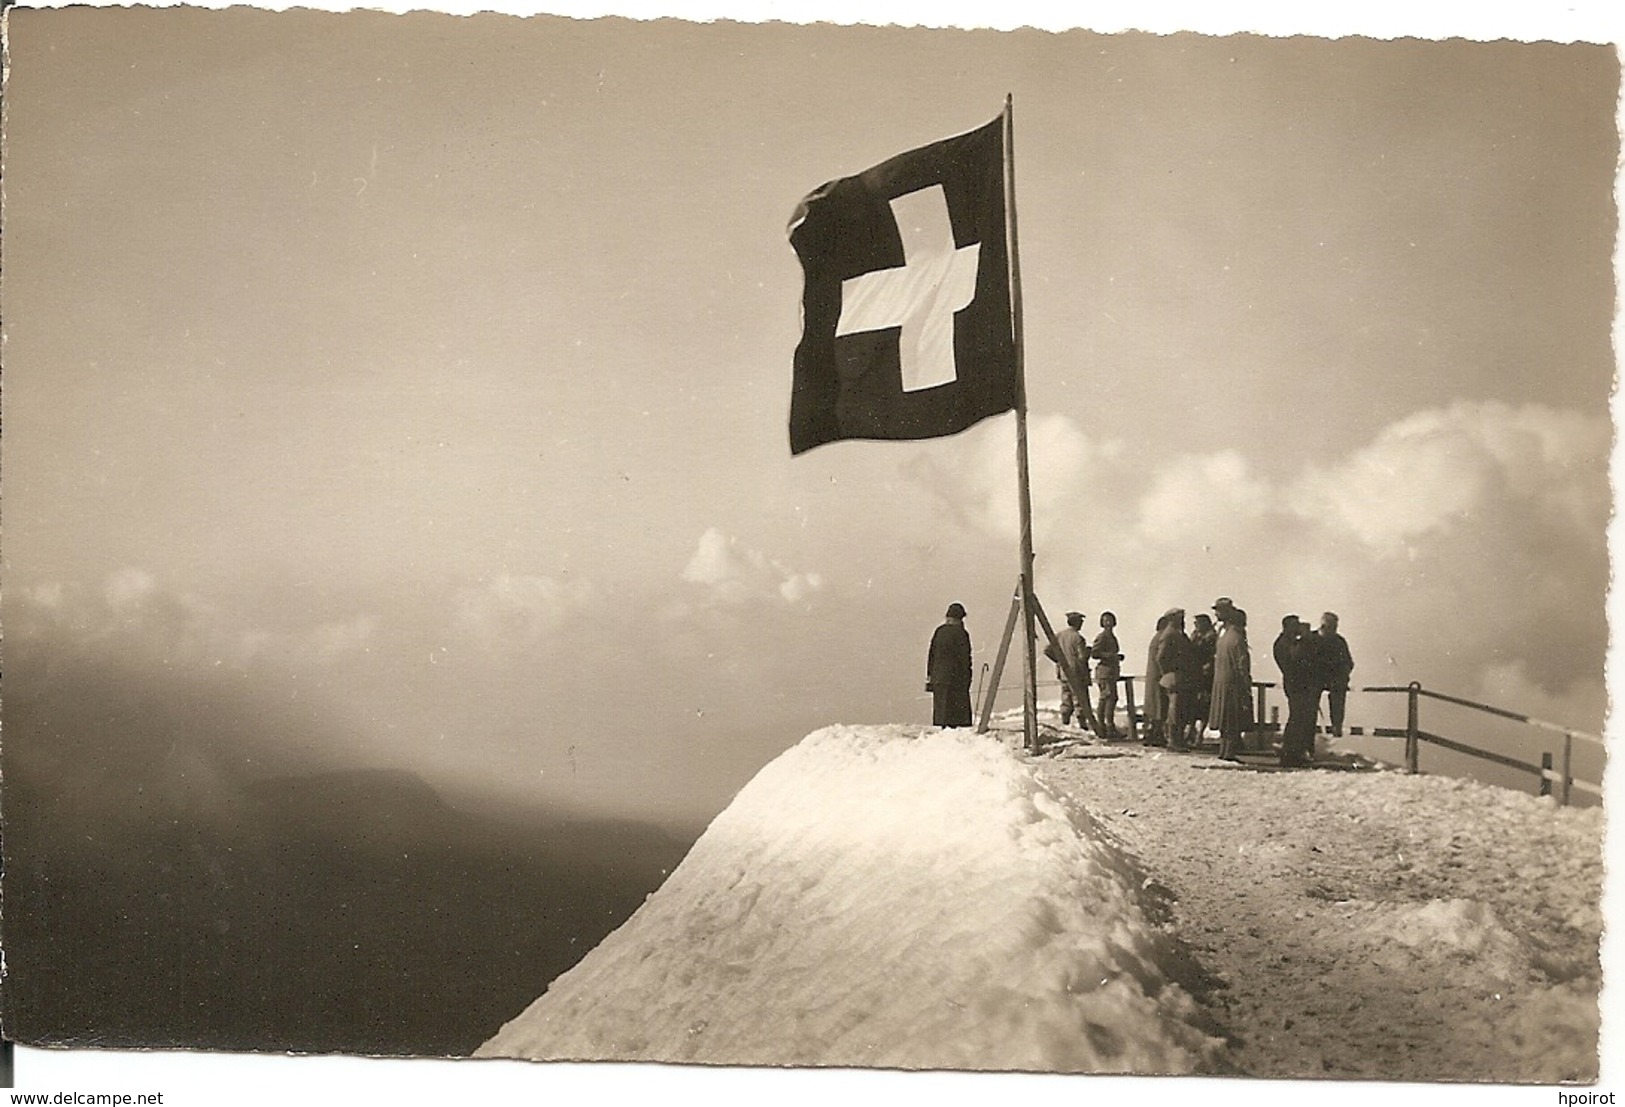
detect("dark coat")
[1317,630,1354,689]
[927,621,972,690]
[1190,627,1217,686]
[1156,628,1197,691]
[1274,631,1315,698]
[928,620,973,728]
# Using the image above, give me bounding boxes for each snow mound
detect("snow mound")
[1334,896,1599,1080]
[476,724,1227,1073]
[1389,900,1514,951]
[1491,983,1603,1084]
[1357,898,1528,980]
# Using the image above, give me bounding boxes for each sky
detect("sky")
[2,5,1616,833]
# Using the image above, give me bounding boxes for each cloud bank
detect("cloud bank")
[7,398,1604,826]
[903,400,1607,731]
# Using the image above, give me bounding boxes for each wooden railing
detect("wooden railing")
[1359,683,1603,806]
[1048,675,1603,806]
[1115,674,1277,741]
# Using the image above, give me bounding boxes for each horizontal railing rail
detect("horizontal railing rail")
[1361,685,1604,745]
[1360,682,1602,806]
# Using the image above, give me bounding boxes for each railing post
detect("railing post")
[1406,681,1421,774]
[1539,751,1553,798]
[1562,733,1573,806]
[1255,683,1268,751]
[1122,676,1138,743]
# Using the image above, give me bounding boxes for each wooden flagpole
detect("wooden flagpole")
[1003,94,1039,753]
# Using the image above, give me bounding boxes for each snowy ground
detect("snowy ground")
[1031,721,1602,1081]
[476,716,1603,1083]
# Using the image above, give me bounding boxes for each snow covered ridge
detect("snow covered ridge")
[476,724,1228,1072]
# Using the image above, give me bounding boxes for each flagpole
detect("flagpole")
[1003,94,1039,753]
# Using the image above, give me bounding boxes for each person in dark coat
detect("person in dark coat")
[1187,613,1218,744]
[927,602,974,728]
[1092,612,1124,740]
[1274,615,1322,767]
[1210,598,1252,762]
[1154,608,1197,750]
[1316,611,1355,737]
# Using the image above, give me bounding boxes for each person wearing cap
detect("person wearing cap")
[1210,599,1253,762]
[1316,612,1355,738]
[1092,612,1124,740]
[1050,611,1094,729]
[926,602,974,728]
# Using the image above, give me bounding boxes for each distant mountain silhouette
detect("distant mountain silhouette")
[243,766,467,845]
[2,644,694,1056]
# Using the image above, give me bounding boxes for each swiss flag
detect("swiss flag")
[787,116,1016,456]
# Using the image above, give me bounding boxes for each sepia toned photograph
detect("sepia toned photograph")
[0,1,1616,1100]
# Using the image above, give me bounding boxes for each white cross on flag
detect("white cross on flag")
[787,116,1016,455]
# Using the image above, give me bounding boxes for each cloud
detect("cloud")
[680,528,824,609]
[14,569,384,675]
[308,614,378,660]
[1472,660,1606,741]
[452,574,596,652]
[104,567,160,609]
[1135,450,1270,540]
[1287,401,1608,554]
[73,567,211,654]
[900,414,1122,544]
[27,581,66,609]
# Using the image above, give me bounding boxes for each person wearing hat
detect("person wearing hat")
[1210,599,1253,762]
[1049,611,1094,729]
[926,602,974,728]
[1092,612,1125,740]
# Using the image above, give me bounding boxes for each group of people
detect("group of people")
[1140,598,1250,760]
[1271,612,1356,766]
[926,598,1355,769]
[924,602,1127,735]
[1048,609,1122,738]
